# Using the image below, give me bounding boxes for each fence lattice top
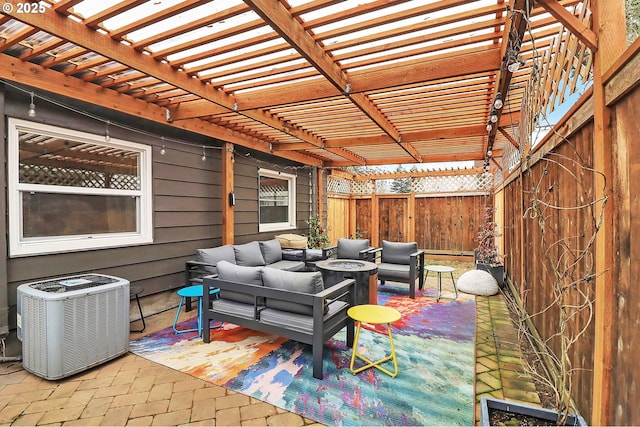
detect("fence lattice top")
[327,170,494,195]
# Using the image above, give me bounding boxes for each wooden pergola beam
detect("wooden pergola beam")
[168,48,502,121]
[243,0,422,161]
[485,0,532,159]
[0,52,323,167]
[3,1,328,150]
[535,0,597,52]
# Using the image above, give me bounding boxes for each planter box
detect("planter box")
[480,397,587,426]
[476,262,504,287]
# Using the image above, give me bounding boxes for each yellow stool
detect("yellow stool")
[347,304,401,377]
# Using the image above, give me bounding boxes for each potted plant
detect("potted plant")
[475,205,504,286]
[305,213,330,249]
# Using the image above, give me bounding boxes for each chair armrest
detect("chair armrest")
[185,260,217,286]
[369,247,383,261]
[186,260,216,268]
[322,246,338,259]
[359,247,377,261]
[281,247,307,261]
[317,278,356,300]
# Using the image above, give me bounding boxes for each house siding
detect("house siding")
[0,85,313,333]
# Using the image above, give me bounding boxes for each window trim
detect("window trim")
[7,118,153,257]
[258,168,296,232]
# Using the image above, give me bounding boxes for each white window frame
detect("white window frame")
[7,118,153,257]
[258,168,296,232]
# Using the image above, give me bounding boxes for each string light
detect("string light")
[160,145,166,155]
[4,80,310,172]
[201,145,206,161]
[490,109,498,123]
[486,122,492,132]
[493,92,503,110]
[27,92,36,117]
[105,121,111,142]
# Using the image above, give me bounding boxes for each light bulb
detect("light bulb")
[508,61,520,73]
[490,111,498,123]
[486,123,492,132]
[160,145,166,155]
[27,92,36,117]
[493,93,503,110]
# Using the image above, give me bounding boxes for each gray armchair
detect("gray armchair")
[371,240,425,299]
[322,238,374,261]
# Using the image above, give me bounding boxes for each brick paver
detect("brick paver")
[0,289,541,427]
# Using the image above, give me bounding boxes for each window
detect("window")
[7,118,153,257]
[258,168,296,232]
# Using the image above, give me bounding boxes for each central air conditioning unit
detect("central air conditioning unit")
[17,274,130,380]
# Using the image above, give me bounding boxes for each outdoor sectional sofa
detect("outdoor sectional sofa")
[185,239,307,287]
[202,261,356,379]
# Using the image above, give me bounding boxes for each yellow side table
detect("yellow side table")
[347,304,401,377]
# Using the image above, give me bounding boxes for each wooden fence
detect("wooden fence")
[499,39,640,426]
[326,169,492,255]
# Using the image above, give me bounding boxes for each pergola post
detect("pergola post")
[316,167,324,219]
[222,142,234,245]
[591,1,626,425]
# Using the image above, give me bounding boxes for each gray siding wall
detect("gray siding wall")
[0,85,313,332]
[233,147,313,244]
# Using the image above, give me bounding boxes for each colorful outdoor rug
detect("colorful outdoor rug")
[129,285,476,426]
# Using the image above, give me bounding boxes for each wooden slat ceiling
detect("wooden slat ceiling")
[0,0,592,168]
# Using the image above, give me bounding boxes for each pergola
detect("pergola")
[0,0,594,170]
[1,3,636,426]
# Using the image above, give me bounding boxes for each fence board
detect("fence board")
[327,197,349,244]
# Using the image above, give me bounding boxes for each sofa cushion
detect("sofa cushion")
[197,245,236,274]
[337,238,370,259]
[266,260,306,272]
[259,308,314,334]
[381,240,418,265]
[275,233,308,249]
[260,299,348,334]
[216,260,263,304]
[259,239,283,264]
[233,241,266,266]
[261,267,324,315]
[210,299,257,321]
[378,262,411,281]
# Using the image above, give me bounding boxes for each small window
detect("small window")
[258,168,296,232]
[7,118,153,257]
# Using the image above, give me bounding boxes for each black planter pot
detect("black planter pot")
[476,262,505,287]
[480,397,587,426]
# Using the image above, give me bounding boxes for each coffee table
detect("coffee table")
[315,259,378,305]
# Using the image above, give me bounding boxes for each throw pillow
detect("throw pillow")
[259,239,283,264]
[261,267,324,315]
[216,260,263,286]
[456,269,499,296]
[233,241,266,266]
[216,260,263,304]
[197,245,236,273]
[275,233,308,249]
